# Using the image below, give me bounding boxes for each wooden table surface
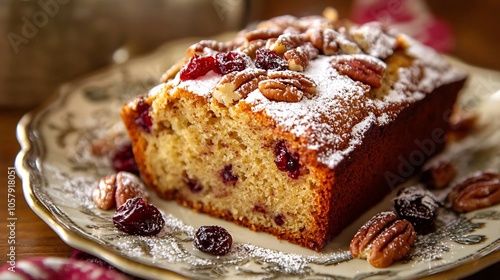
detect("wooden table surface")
[1,0,499,278]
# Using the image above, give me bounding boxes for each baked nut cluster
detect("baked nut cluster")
[161,13,400,107]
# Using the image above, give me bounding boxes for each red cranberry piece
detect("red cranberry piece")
[219,164,238,185]
[134,98,152,133]
[255,48,288,71]
[180,54,218,81]
[274,214,285,226]
[182,175,204,193]
[215,51,247,75]
[273,140,301,179]
[194,225,232,256]
[113,197,164,236]
[110,143,140,176]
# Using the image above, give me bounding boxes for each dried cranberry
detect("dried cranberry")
[194,225,232,256]
[134,98,152,133]
[180,54,218,80]
[255,48,288,71]
[113,197,164,236]
[182,175,204,193]
[273,140,301,179]
[274,214,285,226]
[219,165,238,185]
[110,143,140,176]
[393,186,439,233]
[215,51,247,75]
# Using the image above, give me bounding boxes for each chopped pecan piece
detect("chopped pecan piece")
[350,211,416,268]
[331,56,385,88]
[448,172,500,212]
[284,43,319,72]
[420,159,456,189]
[213,69,268,106]
[238,39,267,59]
[93,174,117,210]
[269,33,307,55]
[246,28,282,41]
[448,109,478,141]
[115,171,149,207]
[305,28,339,55]
[186,40,234,58]
[259,71,316,102]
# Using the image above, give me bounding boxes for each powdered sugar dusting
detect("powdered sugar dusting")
[176,71,221,98]
[350,22,397,59]
[246,52,445,168]
[160,19,466,170]
[404,35,467,92]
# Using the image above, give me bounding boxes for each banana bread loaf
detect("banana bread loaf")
[121,13,466,251]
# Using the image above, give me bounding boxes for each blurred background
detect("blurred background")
[0,0,499,108]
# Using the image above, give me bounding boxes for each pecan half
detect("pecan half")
[93,174,118,210]
[93,171,149,210]
[115,171,149,207]
[448,172,500,212]
[259,71,317,102]
[269,33,307,55]
[420,159,456,189]
[331,56,385,88]
[305,28,339,55]
[213,69,268,106]
[238,39,267,59]
[246,28,282,42]
[284,42,319,72]
[350,211,416,268]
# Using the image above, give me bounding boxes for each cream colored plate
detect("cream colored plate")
[16,36,500,279]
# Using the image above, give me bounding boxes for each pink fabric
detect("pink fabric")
[351,0,454,52]
[0,257,130,280]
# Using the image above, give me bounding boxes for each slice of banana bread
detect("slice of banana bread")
[121,13,466,251]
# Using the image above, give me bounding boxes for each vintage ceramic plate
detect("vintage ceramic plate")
[16,36,500,279]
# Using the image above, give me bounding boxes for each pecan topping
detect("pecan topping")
[246,28,282,41]
[420,159,456,189]
[448,172,500,212]
[331,56,385,88]
[93,171,149,210]
[115,171,149,207]
[161,59,186,82]
[350,211,416,268]
[448,109,478,141]
[93,174,117,210]
[213,69,268,106]
[305,28,339,55]
[284,43,319,72]
[259,71,316,102]
[269,33,307,55]
[238,39,267,59]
